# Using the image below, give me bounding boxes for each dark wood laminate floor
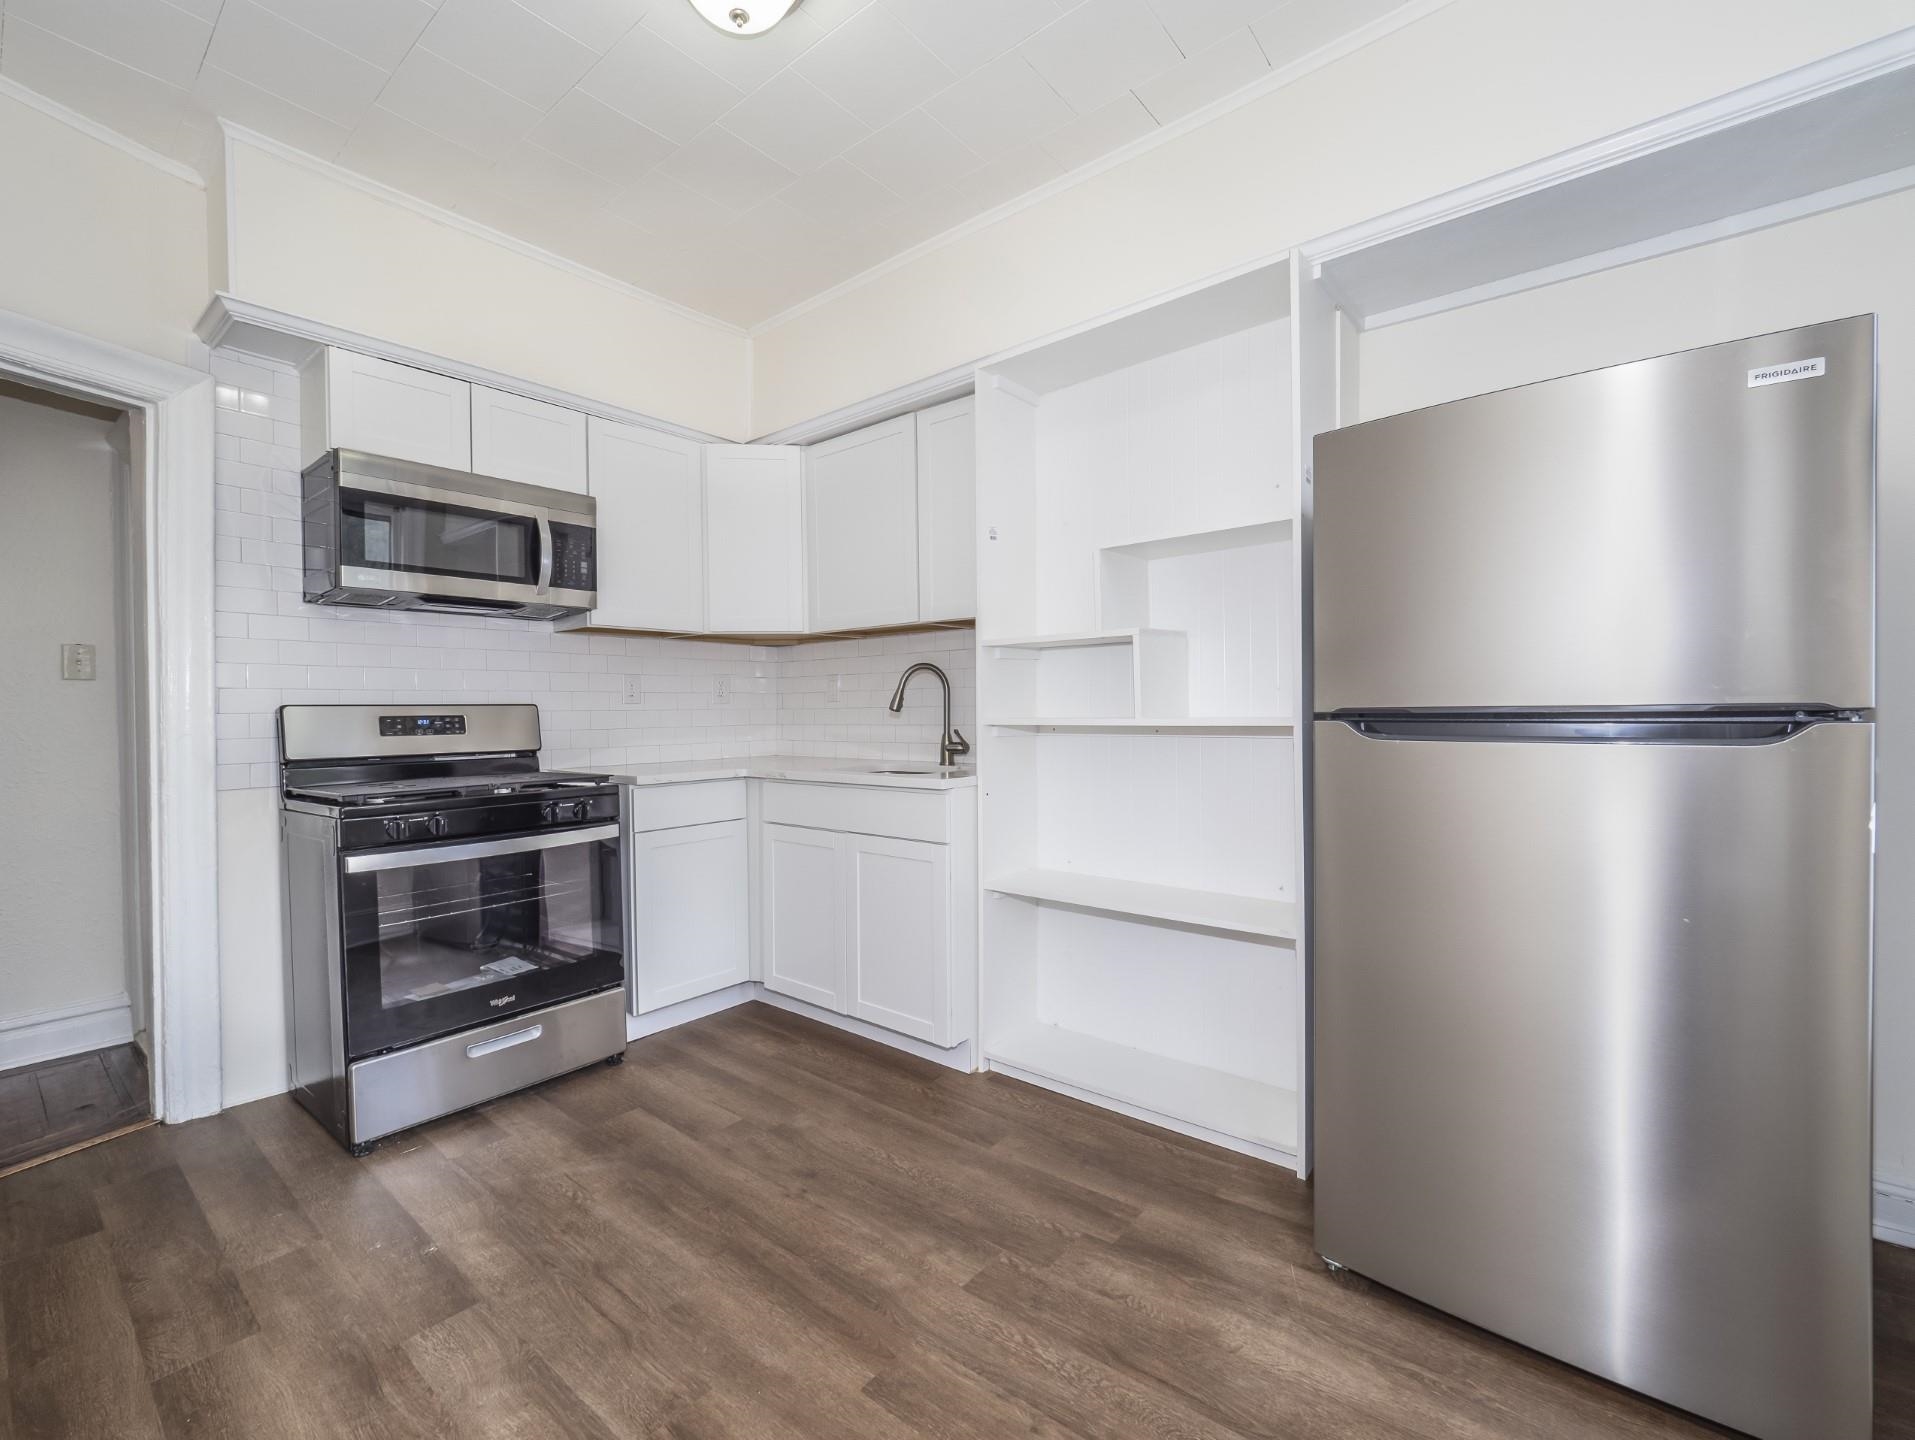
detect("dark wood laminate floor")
[0,1003,1909,1438]
[0,1043,148,1173]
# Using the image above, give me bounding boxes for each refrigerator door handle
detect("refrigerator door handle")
[1334,716,1852,745]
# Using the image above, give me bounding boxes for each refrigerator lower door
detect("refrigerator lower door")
[1313,718,1873,1440]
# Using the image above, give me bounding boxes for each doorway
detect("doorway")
[0,376,155,1171]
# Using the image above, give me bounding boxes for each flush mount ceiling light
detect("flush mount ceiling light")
[687,0,800,35]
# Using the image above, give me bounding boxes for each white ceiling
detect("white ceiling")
[0,0,1412,328]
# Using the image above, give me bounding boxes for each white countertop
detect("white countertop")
[601,754,977,791]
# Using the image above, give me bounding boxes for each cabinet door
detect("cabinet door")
[631,819,750,1014]
[587,419,704,632]
[319,350,471,470]
[805,415,919,631]
[762,823,844,1010]
[845,833,950,1044]
[705,445,803,632]
[916,397,976,622]
[471,385,588,493]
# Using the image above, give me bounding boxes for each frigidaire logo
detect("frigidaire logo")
[490,994,515,1007]
[1748,357,1825,388]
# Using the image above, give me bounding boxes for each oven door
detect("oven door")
[338,823,624,1059]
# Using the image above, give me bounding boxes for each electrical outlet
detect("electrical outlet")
[826,674,842,705]
[622,675,644,704]
[713,674,731,705]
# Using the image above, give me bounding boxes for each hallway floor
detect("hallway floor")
[0,1043,148,1176]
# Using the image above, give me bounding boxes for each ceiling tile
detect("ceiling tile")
[637,0,828,93]
[166,0,225,20]
[943,139,1066,215]
[206,1,391,129]
[1253,0,1406,70]
[1019,0,1179,114]
[6,0,212,91]
[731,195,847,259]
[578,28,742,144]
[338,105,498,210]
[417,0,598,109]
[775,156,901,231]
[790,4,951,130]
[719,70,868,175]
[607,168,736,243]
[790,0,882,35]
[191,62,354,159]
[923,52,1073,163]
[842,108,978,201]
[881,0,1061,76]
[247,0,436,70]
[0,14,194,155]
[1135,26,1270,125]
[512,0,647,53]
[527,91,676,185]
[489,136,617,210]
[377,47,544,156]
[1039,91,1156,172]
[1142,0,1276,58]
[658,126,798,213]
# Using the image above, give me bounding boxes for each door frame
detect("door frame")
[0,306,221,1123]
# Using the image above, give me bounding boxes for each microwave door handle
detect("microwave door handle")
[536,512,553,595]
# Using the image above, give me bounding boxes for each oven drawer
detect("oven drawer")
[346,987,624,1144]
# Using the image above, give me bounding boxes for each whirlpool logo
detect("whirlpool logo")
[490,994,516,1008]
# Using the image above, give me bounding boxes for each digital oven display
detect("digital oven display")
[378,714,468,738]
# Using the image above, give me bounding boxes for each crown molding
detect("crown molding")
[218,122,748,340]
[0,75,204,187]
[742,0,1458,339]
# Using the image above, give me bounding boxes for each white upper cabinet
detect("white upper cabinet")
[916,396,976,622]
[705,445,805,633]
[583,419,705,633]
[300,349,471,471]
[805,415,920,632]
[470,385,589,493]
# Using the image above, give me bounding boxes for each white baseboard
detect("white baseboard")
[626,983,757,1040]
[1876,1176,1915,1248]
[0,993,134,1070]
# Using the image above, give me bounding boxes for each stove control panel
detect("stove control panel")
[379,713,467,738]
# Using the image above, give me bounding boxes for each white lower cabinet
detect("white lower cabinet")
[631,819,750,1013]
[846,833,949,1042]
[762,822,848,1010]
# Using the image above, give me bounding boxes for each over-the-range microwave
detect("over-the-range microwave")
[301,448,596,620]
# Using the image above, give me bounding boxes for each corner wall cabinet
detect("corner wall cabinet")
[917,396,977,623]
[582,419,706,632]
[704,445,805,633]
[805,413,920,631]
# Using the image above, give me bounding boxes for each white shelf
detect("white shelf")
[987,1021,1299,1154]
[988,716,1294,733]
[1098,518,1292,560]
[983,627,1177,651]
[985,867,1296,940]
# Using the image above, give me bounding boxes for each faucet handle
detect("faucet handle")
[943,727,971,765]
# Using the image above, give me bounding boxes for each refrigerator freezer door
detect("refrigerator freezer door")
[1313,316,1874,713]
[1312,718,1873,1440]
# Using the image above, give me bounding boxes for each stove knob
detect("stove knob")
[383,817,408,842]
[540,801,557,824]
[427,814,450,838]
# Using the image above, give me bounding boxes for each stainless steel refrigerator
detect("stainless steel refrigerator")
[1311,316,1875,1440]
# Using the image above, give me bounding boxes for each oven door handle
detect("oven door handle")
[344,824,619,873]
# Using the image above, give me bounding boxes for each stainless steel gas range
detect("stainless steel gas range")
[277,703,626,1154]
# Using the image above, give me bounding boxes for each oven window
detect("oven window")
[341,489,539,585]
[340,832,622,1058]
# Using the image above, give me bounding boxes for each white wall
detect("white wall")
[224,139,751,441]
[748,0,1915,435]
[1349,185,1915,1221]
[0,384,137,1059]
[776,629,975,763]
[0,89,206,369]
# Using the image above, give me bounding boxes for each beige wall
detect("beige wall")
[748,0,1915,436]
[225,140,752,440]
[1351,185,1915,1196]
[0,386,136,1029]
[0,92,206,368]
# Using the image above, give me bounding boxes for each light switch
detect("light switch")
[61,643,97,681]
[622,675,644,704]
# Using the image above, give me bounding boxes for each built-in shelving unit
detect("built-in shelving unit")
[974,258,1308,1171]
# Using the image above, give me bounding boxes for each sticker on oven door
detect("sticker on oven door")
[1748,357,1825,387]
[481,956,537,977]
